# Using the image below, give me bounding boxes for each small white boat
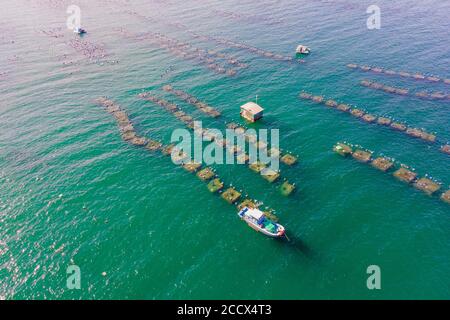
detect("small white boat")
[238,207,285,238]
[74,27,87,35]
[296,45,310,54]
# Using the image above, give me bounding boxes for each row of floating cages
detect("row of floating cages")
[200,125,295,190]
[225,122,297,195]
[132,31,238,76]
[225,121,299,166]
[162,142,293,201]
[139,92,296,195]
[150,31,248,69]
[184,28,304,64]
[141,93,297,195]
[360,80,449,101]
[347,63,450,85]
[174,157,284,218]
[158,146,285,218]
[96,96,288,219]
[162,85,221,118]
[95,97,149,147]
[139,92,222,145]
[299,91,443,145]
[138,92,198,128]
[120,11,290,67]
[216,37,304,63]
[333,142,449,203]
[139,92,296,191]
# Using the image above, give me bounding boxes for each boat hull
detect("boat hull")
[238,207,285,238]
[244,219,284,237]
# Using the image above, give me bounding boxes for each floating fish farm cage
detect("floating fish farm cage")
[280,181,296,196]
[221,188,242,204]
[207,178,224,193]
[196,167,215,181]
[371,157,394,172]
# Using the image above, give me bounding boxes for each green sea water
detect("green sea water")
[0,0,449,299]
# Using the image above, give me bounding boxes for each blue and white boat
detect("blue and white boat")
[237,207,285,238]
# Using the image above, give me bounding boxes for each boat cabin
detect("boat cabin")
[240,102,264,122]
[247,208,264,220]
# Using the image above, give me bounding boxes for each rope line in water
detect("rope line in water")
[360,79,449,101]
[299,91,450,152]
[347,63,450,86]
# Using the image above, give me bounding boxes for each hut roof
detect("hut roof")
[241,102,264,114]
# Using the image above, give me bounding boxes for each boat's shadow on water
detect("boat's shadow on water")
[276,235,315,259]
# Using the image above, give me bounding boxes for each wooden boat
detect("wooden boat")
[237,207,285,238]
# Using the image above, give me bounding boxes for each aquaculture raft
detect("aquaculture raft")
[196,167,215,181]
[236,152,250,164]
[333,143,353,157]
[352,149,372,163]
[413,178,441,195]
[238,199,258,210]
[183,161,202,173]
[261,169,280,183]
[146,140,163,151]
[249,161,266,173]
[441,190,450,204]
[207,178,224,193]
[393,168,417,184]
[221,188,242,204]
[280,154,298,165]
[280,181,295,196]
[377,117,392,126]
[371,157,394,172]
[441,145,450,155]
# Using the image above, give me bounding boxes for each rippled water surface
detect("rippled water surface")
[1,0,449,299]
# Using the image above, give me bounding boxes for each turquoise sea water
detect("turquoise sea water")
[0,0,449,299]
